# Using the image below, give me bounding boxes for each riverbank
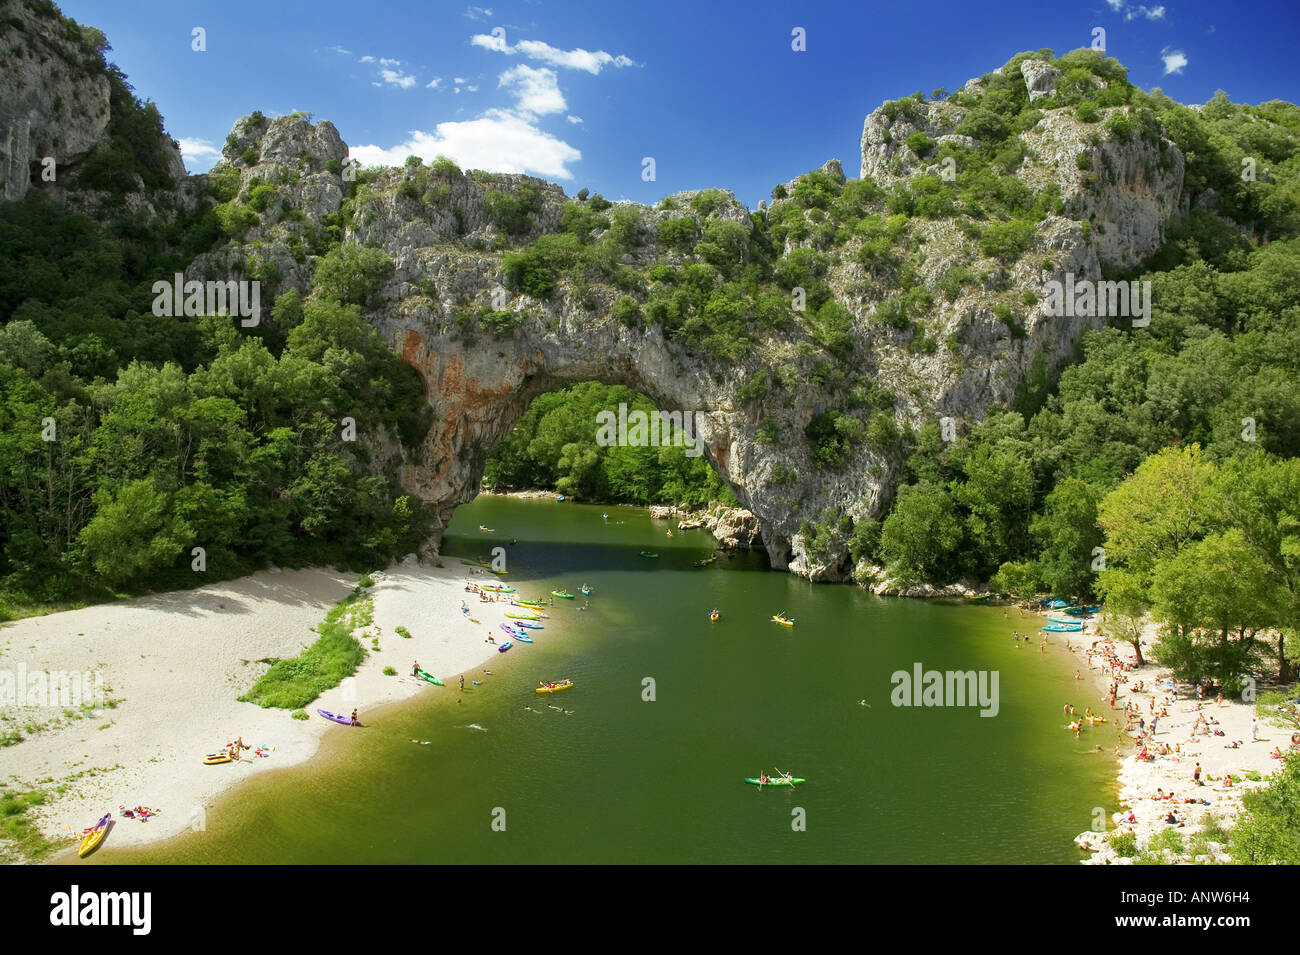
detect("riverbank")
[0,560,535,861]
[1052,614,1286,863]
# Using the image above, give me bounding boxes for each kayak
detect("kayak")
[536,680,574,694]
[498,641,513,652]
[1048,617,1081,624]
[514,621,543,629]
[1047,599,1070,609]
[513,599,546,608]
[318,709,361,726]
[78,813,112,858]
[639,552,659,559]
[415,668,444,686]
[1043,623,1083,632]
[581,586,592,595]
[551,590,574,599]
[771,615,794,627]
[202,752,234,765]
[709,610,720,621]
[482,585,516,593]
[505,611,542,620]
[745,777,806,787]
[513,632,534,643]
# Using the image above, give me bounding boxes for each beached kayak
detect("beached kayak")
[512,631,533,643]
[536,680,574,694]
[482,585,516,593]
[78,814,111,857]
[551,590,574,599]
[744,777,806,786]
[513,599,546,608]
[514,621,543,629]
[1048,617,1081,624]
[415,668,444,686]
[202,752,234,765]
[498,641,513,652]
[1042,623,1083,632]
[318,709,361,726]
[505,611,542,620]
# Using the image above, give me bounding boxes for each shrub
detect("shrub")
[905,132,936,158]
[658,216,698,252]
[313,245,395,306]
[980,220,1035,261]
[486,182,541,237]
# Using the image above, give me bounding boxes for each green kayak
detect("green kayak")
[414,668,444,686]
[745,776,806,786]
[551,590,574,599]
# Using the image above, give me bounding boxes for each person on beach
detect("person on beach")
[460,676,465,690]
[350,708,359,726]
[412,661,421,676]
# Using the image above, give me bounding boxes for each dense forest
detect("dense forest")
[0,9,434,618]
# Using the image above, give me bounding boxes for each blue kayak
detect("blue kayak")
[318,709,361,726]
[1043,623,1083,632]
[515,621,543,630]
[498,641,513,652]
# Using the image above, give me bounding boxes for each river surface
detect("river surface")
[111,496,1116,864]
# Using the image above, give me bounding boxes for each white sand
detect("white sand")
[0,561,541,858]
[1059,617,1287,862]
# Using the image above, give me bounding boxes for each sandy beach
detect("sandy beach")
[0,560,545,860]
[1049,613,1288,863]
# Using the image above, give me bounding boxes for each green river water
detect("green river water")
[105,496,1118,864]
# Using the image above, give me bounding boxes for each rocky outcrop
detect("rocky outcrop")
[0,0,111,200]
[189,62,1191,577]
[1019,59,1061,102]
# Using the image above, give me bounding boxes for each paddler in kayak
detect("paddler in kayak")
[758,772,770,784]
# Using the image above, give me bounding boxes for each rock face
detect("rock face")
[0,0,111,200]
[2,17,1194,584]
[1019,59,1061,102]
[193,54,1192,578]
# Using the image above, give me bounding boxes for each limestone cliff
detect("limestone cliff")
[187,55,1196,580]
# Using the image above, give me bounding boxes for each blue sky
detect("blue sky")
[56,0,1300,208]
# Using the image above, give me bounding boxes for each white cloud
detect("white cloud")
[1106,0,1124,10]
[470,33,637,74]
[178,137,221,171]
[499,64,565,116]
[349,109,581,179]
[359,55,375,63]
[1161,47,1188,74]
[566,115,582,124]
[326,45,351,55]
[454,76,467,84]
[379,69,417,89]
[465,5,493,20]
[379,57,402,67]
[1124,4,1165,20]
[427,77,442,89]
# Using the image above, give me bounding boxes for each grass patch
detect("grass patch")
[0,789,60,862]
[290,710,309,720]
[382,666,396,676]
[237,590,371,709]
[395,626,412,639]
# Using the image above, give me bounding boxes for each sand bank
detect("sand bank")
[0,560,549,859]
[1050,614,1287,863]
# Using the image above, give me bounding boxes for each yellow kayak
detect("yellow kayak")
[78,814,111,858]
[203,752,234,765]
[771,615,794,627]
[535,680,574,694]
